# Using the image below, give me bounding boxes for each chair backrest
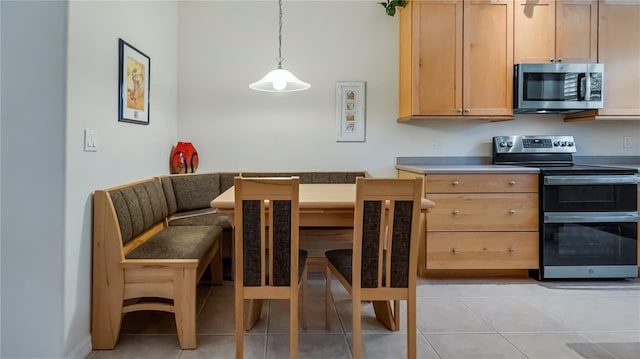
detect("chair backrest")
[352,177,423,289]
[234,177,300,288]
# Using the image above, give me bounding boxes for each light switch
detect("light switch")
[84,129,97,152]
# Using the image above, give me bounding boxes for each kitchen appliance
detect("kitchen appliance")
[514,63,604,114]
[493,135,639,279]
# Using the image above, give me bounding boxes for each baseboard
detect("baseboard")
[66,335,92,359]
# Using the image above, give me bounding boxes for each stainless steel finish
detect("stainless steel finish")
[544,175,640,185]
[514,63,604,113]
[544,211,640,223]
[493,135,576,154]
[544,265,638,279]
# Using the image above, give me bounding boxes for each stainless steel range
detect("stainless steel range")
[493,135,639,279]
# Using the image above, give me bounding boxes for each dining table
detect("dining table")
[210,183,435,331]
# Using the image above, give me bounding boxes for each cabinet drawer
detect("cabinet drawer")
[426,232,539,269]
[426,193,538,231]
[426,174,538,193]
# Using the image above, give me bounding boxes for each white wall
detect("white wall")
[1,1,68,357]
[65,0,179,357]
[178,1,639,178]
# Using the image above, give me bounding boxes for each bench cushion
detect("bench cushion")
[168,212,232,230]
[109,180,168,244]
[126,225,222,260]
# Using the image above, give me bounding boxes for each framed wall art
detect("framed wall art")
[118,39,150,125]
[336,81,365,142]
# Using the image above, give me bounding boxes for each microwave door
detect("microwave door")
[585,63,604,109]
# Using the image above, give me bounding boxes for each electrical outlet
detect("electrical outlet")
[623,136,632,149]
[434,137,442,149]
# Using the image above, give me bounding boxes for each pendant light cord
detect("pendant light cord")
[277,0,284,69]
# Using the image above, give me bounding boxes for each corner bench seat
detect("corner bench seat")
[92,177,224,351]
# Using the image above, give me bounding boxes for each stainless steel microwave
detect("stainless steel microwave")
[514,63,604,114]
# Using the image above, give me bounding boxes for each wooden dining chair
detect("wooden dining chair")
[233,177,308,359]
[324,177,423,359]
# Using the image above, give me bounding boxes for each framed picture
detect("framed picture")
[118,39,150,125]
[336,81,365,142]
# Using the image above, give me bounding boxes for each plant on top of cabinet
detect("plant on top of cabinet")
[398,0,514,122]
[379,0,407,16]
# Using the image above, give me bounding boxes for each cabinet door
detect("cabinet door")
[412,0,463,116]
[464,0,514,116]
[556,0,598,63]
[514,0,556,64]
[598,1,640,116]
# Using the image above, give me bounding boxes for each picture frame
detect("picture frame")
[336,81,366,142]
[118,39,150,125]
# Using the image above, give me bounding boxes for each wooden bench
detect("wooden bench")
[92,177,224,350]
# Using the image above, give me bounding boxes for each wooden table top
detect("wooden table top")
[210,183,435,211]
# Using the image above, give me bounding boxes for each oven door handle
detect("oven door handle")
[545,211,640,223]
[544,175,640,185]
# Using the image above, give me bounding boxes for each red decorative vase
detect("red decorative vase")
[170,142,198,174]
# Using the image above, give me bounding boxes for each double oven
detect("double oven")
[493,135,639,279]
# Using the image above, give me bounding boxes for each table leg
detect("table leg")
[245,299,263,330]
[372,300,397,331]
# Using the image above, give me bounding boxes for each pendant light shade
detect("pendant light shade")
[249,0,310,93]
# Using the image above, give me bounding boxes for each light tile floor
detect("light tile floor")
[88,273,640,359]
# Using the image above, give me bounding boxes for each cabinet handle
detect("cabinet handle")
[452,210,460,215]
[509,209,516,215]
[452,248,459,254]
[508,247,516,253]
[457,108,463,113]
[550,57,555,63]
[464,108,471,112]
[557,58,563,63]
[509,180,516,185]
[452,180,460,186]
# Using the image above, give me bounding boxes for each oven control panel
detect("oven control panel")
[493,135,576,154]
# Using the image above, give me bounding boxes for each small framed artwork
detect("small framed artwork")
[118,39,150,125]
[336,81,365,142]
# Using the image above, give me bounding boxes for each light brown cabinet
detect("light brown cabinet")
[398,170,539,273]
[514,0,598,64]
[565,0,640,121]
[398,0,514,121]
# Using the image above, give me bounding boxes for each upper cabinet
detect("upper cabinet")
[398,0,514,122]
[514,0,598,64]
[565,0,640,121]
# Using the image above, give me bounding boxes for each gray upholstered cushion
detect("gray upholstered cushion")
[325,199,415,289]
[168,212,232,230]
[126,225,221,260]
[170,173,220,212]
[160,176,177,215]
[109,180,168,244]
[240,172,366,184]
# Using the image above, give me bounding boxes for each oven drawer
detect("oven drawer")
[426,174,538,193]
[426,193,539,231]
[426,232,539,269]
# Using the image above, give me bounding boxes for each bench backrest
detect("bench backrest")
[240,171,368,184]
[106,178,168,245]
[160,172,238,215]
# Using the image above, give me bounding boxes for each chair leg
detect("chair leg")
[290,288,299,359]
[174,268,197,349]
[325,266,331,330]
[300,265,308,330]
[235,288,244,358]
[407,297,417,359]
[394,299,400,332]
[352,290,362,359]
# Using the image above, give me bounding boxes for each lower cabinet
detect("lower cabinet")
[398,170,539,273]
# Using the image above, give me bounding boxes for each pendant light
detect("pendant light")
[249,0,310,92]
